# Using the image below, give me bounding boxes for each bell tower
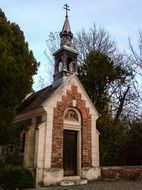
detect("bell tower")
[53,4,78,87]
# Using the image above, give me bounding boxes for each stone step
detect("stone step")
[60,178,88,186]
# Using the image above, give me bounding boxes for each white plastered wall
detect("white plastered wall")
[91,114,100,167]
[35,122,46,184]
[24,124,36,168]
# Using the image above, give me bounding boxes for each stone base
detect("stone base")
[82,167,100,180]
[42,168,63,186]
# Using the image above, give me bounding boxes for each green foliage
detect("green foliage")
[0,124,24,165]
[97,117,128,166]
[78,50,127,114]
[126,121,142,165]
[0,167,35,190]
[0,9,39,145]
[5,151,23,166]
[97,117,142,166]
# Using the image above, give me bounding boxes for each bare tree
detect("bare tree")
[74,23,116,63]
[128,32,142,119]
[129,32,142,76]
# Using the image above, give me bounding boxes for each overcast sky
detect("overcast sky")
[1,0,142,90]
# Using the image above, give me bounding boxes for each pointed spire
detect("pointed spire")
[61,16,71,33]
[60,4,73,47]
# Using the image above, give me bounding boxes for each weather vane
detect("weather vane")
[63,3,70,17]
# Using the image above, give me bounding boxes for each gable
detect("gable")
[42,74,99,118]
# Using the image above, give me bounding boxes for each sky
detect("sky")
[0,0,142,90]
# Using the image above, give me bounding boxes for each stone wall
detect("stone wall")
[101,166,142,181]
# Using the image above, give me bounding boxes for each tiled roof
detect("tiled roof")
[17,84,57,114]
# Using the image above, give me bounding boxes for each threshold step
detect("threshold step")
[60,178,88,186]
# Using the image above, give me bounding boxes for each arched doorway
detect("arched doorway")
[63,108,81,176]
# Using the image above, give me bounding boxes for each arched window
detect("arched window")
[20,131,26,153]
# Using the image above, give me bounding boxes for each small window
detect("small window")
[20,132,25,153]
[36,115,42,125]
[9,145,14,153]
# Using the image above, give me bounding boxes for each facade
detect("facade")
[14,10,100,186]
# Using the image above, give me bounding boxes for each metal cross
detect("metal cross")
[63,3,70,17]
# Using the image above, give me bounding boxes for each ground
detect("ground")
[27,181,142,190]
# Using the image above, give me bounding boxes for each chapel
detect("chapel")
[14,4,100,186]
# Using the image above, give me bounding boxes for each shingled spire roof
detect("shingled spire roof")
[59,4,73,47]
[61,15,72,34]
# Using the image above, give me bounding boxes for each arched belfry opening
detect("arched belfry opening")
[67,57,75,73]
[55,58,63,73]
[53,4,78,87]
[58,59,63,72]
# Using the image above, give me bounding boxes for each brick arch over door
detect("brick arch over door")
[51,85,92,168]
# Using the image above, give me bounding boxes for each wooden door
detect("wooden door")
[63,130,77,176]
